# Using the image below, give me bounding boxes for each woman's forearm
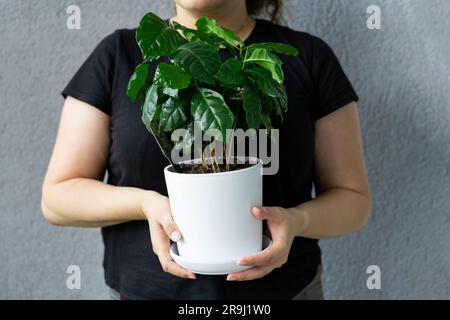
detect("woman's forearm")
[289,187,372,239]
[41,178,160,227]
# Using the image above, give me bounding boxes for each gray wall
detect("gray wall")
[0,0,449,300]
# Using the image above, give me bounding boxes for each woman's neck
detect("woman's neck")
[172,2,256,41]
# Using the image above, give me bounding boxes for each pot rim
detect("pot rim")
[164,156,262,177]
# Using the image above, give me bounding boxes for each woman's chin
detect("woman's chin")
[175,0,231,12]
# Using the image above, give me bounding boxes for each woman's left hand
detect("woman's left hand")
[226,206,303,281]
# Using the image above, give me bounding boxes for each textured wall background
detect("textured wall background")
[0,0,449,300]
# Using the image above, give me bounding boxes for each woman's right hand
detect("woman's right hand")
[141,193,196,280]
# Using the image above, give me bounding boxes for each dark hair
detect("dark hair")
[246,0,282,23]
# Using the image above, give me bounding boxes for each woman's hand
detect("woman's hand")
[141,194,196,280]
[226,206,306,281]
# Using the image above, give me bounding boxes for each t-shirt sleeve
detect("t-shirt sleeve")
[310,36,359,120]
[61,32,117,116]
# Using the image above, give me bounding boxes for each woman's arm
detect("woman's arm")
[42,97,196,279]
[41,96,178,231]
[42,97,151,227]
[228,102,371,281]
[290,101,372,238]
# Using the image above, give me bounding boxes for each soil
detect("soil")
[177,162,253,174]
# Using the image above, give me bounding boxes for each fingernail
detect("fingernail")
[237,259,245,266]
[170,231,181,242]
[188,274,196,280]
[226,275,235,281]
[253,207,265,215]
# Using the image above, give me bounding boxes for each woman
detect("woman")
[42,0,371,300]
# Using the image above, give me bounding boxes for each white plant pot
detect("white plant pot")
[164,158,263,270]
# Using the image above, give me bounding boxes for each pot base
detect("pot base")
[169,235,272,275]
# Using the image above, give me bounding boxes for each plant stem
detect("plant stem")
[199,147,208,170]
[225,137,232,171]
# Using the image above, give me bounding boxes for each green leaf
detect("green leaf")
[245,67,278,97]
[162,87,178,97]
[154,62,191,89]
[242,86,262,129]
[248,43,299,56]
[271,97,282,116]
[244,48,284,83]
[136,12,184,59]
[215,59,245,88]
[260,95,278,121]
[160,97,189,132]
[142,84,159,132]
[195,16,243,48]
[191,88,234,140]
[171,20,222,50]
[170,20,195,37]
[261,84,287,117]
[143,56,159,64]
[172,42,222,85]
[260,113,273,135]
[275,82,288,113]
[127,63,149,103]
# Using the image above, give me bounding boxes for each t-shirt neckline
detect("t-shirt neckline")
[242,18,261,45]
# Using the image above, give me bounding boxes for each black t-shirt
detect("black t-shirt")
[62,19,358,300]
